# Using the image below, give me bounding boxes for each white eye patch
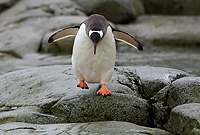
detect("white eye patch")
[89,30,103,38]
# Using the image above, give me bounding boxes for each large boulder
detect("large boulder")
[0,0,82,26]
[150,77,200,127]
[115,66,190,99]
[0,121,171,135]
[0,65,191,127]
[0,0,87,56]
[0,106,66,124]
[52,93,150,125]
[165,77,200,109]
[166,103,200,135]
[117,15,200,47]
[73,0,144,24]
[142,0,200,15]
[0,65,150,126]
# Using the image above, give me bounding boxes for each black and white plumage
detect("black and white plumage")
[48,14,143,96]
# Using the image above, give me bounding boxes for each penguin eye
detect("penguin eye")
[89,30,103,38]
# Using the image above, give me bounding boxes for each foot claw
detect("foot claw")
[97,84,111,97]
[77,81,89,89]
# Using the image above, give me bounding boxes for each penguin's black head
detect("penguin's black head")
[88,29,103,54]
[84,14,109,55]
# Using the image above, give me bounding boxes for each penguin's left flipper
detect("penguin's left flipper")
[48,26,80,43]
[112,29,143,51]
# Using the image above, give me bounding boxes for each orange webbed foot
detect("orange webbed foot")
[97,84,111,97]
[77,80,89,89]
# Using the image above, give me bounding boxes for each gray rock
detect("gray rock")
[0,0,83,25]
[0,106,66,124]
[0,15,87,57]
[116,66,190,99]
[0,0,87,57]
[166,77,200,109]
[0,65,78,107]
[0,65,150,126]
[0,121,171,135]
[130,0,145,15]
[0,16,85,58]
[189,128,200,135]
[0,0,19,13]
[142,0,200,15]
[0,65,191,127]
[150,77,200,127]
[0,26,43,57]
[73,0,144,23]
[166,103,200,135]
[0,53,72,75]
[151,102,169,128]
[0,121,170,135]
[52,93,150,126]
[117,15,200,46]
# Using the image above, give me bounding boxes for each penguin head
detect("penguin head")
[84,14,109,55]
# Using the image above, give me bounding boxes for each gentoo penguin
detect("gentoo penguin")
[48,14,143,96]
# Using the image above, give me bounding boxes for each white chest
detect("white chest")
[72,24,116,83]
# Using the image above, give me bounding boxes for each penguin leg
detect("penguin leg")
[97,84,111,96]
[77,80,89,89]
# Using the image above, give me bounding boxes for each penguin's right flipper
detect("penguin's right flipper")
[112,28,143,51]
[48,26,80,43]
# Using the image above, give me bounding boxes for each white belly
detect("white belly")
[72,24,116,84]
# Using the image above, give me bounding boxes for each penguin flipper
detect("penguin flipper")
[48,26,80,43]
[112,29,143,51]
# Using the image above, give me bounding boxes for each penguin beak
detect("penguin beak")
[89,31,103,55]
[93,44,98,55]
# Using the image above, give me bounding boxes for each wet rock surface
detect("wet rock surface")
[0,106,66,124]
[152,77,200,109]
[0,65,198,135]
[166,103,200,135]
[0,121,171,135]
[150,77,200,129]
[52,93,150,125]
[116,66,190,99]
[1,65,174,126]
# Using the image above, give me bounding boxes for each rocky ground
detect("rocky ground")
[0,0,200,135]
